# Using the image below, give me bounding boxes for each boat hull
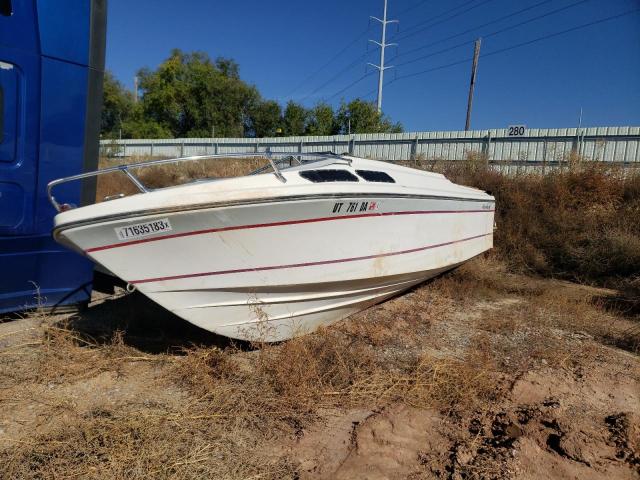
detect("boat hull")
[57,194,494,341]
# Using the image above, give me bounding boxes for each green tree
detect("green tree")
[101,71,134,138]
[305,103,336,136]
[101,51,404,140]
[335,99,403,134]
[248,100,282,137]
[214,57,240,79]
[120,104,172,139]
[282,101,308,136]
[137,49,259,138]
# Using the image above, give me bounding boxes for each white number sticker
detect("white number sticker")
[115,218,172,241]
[507,125,526,136]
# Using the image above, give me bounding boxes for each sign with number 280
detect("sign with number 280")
[508,125,526,136]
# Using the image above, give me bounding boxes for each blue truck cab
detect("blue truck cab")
[0,0,106,312]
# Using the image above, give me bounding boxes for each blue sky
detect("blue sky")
[105,0,640,132]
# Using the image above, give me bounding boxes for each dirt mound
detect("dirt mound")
[282,349,640,480]
[289,405,447,479]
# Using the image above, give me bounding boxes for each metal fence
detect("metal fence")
[100,126,640,166]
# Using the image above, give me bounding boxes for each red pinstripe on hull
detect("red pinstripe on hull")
[86,209,495,253]
[129,232,493,285]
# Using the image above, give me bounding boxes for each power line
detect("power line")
[393,0,592,69]
[283,28,369,100]
[395,0,497,42]
[394,57,472,82]
[302,2,639,106]
[394,0,479,38]
[298,53,369,104]
[394,39,474,68]
[393,0,554,60]
[479,8,639,61]
[327,72,377,101]
[392,8,639,84]
[395,0,431,16]
[296,0,400,106]
[480,0,591,42]
[285,0,498,104]
[362,79,388,101]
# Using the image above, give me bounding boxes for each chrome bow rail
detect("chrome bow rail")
[47,151,350,212]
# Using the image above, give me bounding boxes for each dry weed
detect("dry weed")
[2,254,637,478]
[95,155,267,202]
[1,402,297,480]
[435,161,640,289]
[3,155,639,478]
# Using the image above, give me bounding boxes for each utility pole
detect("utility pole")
[575,106,583,156]
[133,75,139,103]
[368,0,398,113]
[465,38,482,131]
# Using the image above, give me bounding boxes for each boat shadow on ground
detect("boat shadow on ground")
[61,292,241,354]
[60,266,472,355]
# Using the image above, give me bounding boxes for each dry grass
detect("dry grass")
[2,154,638,478]
[0,263,510,479]
[1,254,638,478]
[172,322,499,425]
[95,155,268,202]
[448,255,639,355]
[1,403,298,479]
[433,156,640,288]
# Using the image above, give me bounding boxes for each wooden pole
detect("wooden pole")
[465,38,482,131]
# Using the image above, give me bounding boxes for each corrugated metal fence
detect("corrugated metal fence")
[100,126,640,166]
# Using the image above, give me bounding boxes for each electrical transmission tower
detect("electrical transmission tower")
[368,0,398,113]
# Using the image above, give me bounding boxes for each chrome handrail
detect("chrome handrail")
[47,151,348,212]
[265,150,286,184]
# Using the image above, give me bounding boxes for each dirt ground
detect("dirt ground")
[1,257,638,479]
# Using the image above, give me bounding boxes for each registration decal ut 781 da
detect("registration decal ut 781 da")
[332,201,380,214]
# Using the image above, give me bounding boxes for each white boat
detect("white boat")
[49,152,495,342]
